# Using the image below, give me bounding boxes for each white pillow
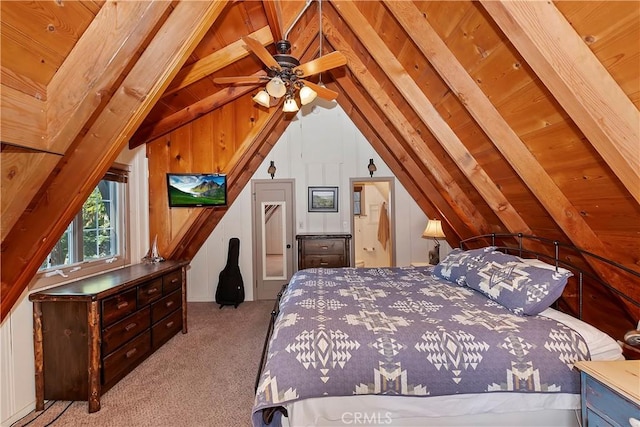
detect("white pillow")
[539,307,623,360]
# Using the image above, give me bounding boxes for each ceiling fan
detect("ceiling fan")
[213,36,347,112]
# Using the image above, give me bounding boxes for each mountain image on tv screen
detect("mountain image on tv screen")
[167,174,226,207]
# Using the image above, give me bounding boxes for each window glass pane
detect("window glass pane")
[41,224,72,269]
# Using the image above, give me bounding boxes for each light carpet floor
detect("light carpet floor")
[12,301,274,427]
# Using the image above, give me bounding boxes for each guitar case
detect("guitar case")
[215,237,245,308]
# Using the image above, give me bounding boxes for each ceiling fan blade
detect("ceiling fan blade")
[213,76,265,84]
[293,51,347,77]
[301,80,339,101]
[242,36,281,71]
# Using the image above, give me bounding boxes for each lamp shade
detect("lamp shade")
[283,97,299,112]
[252,90,270,108]
[299,85,317,105]
[422,219,445,239]
[266,77,286,98]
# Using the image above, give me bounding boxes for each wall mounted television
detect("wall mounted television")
[166,173,227,208]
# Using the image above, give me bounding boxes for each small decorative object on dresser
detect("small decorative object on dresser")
[296,233,351,270]
[575,360,640,427]
[29,260,189,413]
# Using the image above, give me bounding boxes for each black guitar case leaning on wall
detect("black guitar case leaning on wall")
[215,237,245,308]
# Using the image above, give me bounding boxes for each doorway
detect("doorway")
[252,179,295,300]
[350,178,395,268]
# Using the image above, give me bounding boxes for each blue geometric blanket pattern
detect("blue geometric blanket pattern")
[252,267,589,426]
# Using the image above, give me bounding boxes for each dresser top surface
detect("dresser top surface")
[296,233,352,239]
[29,260,189,301]
[575,360,640,404]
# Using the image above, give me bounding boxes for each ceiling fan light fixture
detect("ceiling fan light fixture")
[299,85,317,105]
[252,90,271,108]
[283,97,299,113]
[266,77,287,98]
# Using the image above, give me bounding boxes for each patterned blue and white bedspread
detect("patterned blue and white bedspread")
[252,267,590,426]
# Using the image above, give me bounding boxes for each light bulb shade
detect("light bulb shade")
[299,85,317,105]
[266,77,286,98]
[252,90,271,108]
[422,219,445,239]
[283,98,299,112]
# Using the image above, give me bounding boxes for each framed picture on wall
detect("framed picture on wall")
[308,187,339,212]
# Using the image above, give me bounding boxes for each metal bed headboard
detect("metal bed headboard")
[459,233,640,320]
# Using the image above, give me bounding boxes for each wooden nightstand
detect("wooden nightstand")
[575,360,640,427]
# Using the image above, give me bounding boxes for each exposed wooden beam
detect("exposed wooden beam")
[130,73,264,148]
[262,0,283,43]
[46,1,175,155]
[323,14,490,236]
[332,0,531,236]
[386,0,638,310]
[0,85,46,150]
[162,26,273,97]
[328,75,471,243]
[1,0,228,321]
[481,0,640,204]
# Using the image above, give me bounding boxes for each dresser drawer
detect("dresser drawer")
[584,375,638,427]
[102,331,151,386]
[302,255,344,268]
[302,239,345,254]
[151,289,182,324]
[152,309,182,350]
[102,289,137,327]
[163,269,182,294]
[101,306,150,356]
[137,278,162,306]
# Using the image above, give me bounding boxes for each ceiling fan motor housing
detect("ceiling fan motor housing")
[273,39,300,70]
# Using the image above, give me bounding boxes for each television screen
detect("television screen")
[166,173,227,208]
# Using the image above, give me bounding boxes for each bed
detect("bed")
[252,235,636,427]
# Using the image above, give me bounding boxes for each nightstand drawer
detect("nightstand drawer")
[584,375,638,427]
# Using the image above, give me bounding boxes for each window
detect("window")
[353,185,364,216]
[38,165,129,277]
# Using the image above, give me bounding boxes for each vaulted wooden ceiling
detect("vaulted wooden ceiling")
[1,1,639,334]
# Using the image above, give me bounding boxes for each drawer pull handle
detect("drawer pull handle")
[320,262,329,266]
[321,246,329,250]
[125,348,137,358]
[171,278,179,283]
[124,322,137,332]
[165,301,174,308]
[116,301,129,310]
[166,321,174,328]
[147,288,159,295]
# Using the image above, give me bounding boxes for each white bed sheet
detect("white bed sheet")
[280,307,621,427]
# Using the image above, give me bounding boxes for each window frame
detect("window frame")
[32,164,131,290]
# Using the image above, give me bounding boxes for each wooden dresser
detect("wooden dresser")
[296,233,352,270]
[29,260,189,413]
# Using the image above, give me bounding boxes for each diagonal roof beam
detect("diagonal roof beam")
[386,0,637,309]
[162,26,273,98]
[262,0,284,43]
[331,0,531,236]
[481,0,640,204]
[1,0,228,321]
[323,19,490,236]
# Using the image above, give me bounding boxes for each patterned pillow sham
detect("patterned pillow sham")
[432,246,496,286]
[464,250,573,316]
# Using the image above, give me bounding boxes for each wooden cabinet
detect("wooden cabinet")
[29,261,189,413]
[297,233,352,270]
[575,361,640,427]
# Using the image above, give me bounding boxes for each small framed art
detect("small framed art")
[308,186,338,212]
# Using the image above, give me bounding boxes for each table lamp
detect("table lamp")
[422,219,445,264]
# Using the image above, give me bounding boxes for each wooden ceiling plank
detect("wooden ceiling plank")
[1,85,46,150]
[331,1,527,234]
[481,0,640,205]
[328,75,471,243]
[46,1,174,155]
[1,0,229,322]
[131,73,264,148]
[262,0,284,43]
[1,65,47,101]
[323,18,490,236]
[386,0,637,301]
[163,26,274,97]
